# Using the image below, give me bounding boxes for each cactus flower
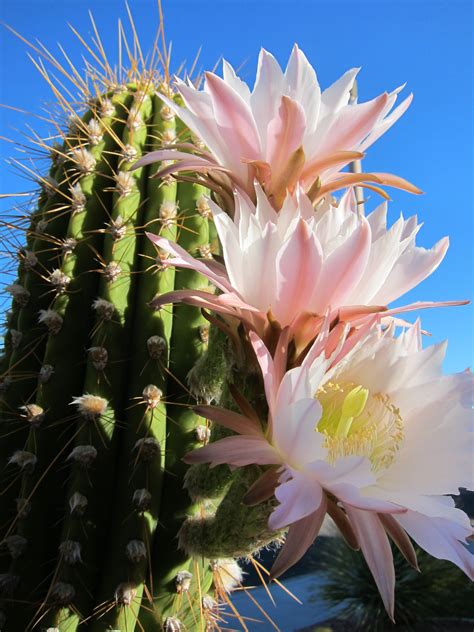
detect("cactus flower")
[185,322,474,618]
[136,45,418,208]
[147,186,452,346]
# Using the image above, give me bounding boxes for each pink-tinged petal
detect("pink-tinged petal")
[146,232,232,292]
[315,171,383,198]
[133,149,218,170]
[284,45,321,122]
[249,331,278,416]
[272,399,324,465]
[149,289,261,327]
[312,218,371,313]
[266,96,306,181]
[270,470,324,530]
[192,405,263,437]
[251,48,285,133]
[152,158,231,181]
[309,455,375,489]
[273,218,323,325]
[370,172,423,195]
[329,483,406,514]
[360,93,413,152]
[382,299,470,321]
[271,494,328,578]
[344,505,395,620]
[329,314,380,367]
[300,150,364,185]
[317,92,390,156]
[370,237,449,306]
[222,59,251,103]
[273,327,291,388]
[379,513,419,570]
[204,72,261,160]
[243,467,281,506]
[327,498,359,550]
[320,68,359,114]
[183,435,280,467]
[396,511,474,580]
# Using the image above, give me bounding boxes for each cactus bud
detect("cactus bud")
[49,582,75,604]
[39,364,54,384]
[132,488,152,512]
[38,309,63,334]
[8,450,37,472]
[6,283,30,307]
[69,183,87,213]
[107,215,127,240]
[210,559,243,592]
[133,437,160,462]
[19,249,38,269]
[196,195,212,218]
[92,297,115,321]
[35,218,48,234]
[147,335,167,360]
[125,540,147,564]
[48,269,71,294]
[103,261,122,283]
[41,175,58,198]
[71,394,108,420]
[15,498,31,518]
[59,540,82,565]
[70,147,96,174]
[67,445,97,467]
[164,616,183,632]
[142,384,162,409]
[10,329,22,349]
[88,346,108,371]
[159,200,177,227]
[114,582,136,605]
[1,535,27,559]
[175,570,192,594]
[121,144,138,163]
[195,425,211,445]
[61,237,77,256]
[162,128,176,145]
[86,119,103,145]
[160,104,175,121]
[198,244,213,259]
[198,325,209,344]
[19,404,45,428]
[69,492,88,516]
[127,105,144,130]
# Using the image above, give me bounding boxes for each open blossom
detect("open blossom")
[148,185,453,347]
[184,322,474,618]
[136,45,419,208]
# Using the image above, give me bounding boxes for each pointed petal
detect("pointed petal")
[146,232,232,292]
[379,513,419,570]
[344,505,395,620]
[271,494,328,578]
[273,218,323,325]
[326,498,359,550]
[243,467,281,506]
[192,405,263,437]
[183,435,279,467]
[270,469,324,530]
[266,95,306,180]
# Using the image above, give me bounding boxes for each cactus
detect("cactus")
[0,15,285,632]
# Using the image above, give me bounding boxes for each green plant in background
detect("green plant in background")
[315,536,474,631]
[0,14,280,632]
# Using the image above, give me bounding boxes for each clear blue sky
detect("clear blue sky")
[0,0,472,373]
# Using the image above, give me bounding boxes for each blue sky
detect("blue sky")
[0,0,472,373]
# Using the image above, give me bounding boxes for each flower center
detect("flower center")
[317,382,404,472]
